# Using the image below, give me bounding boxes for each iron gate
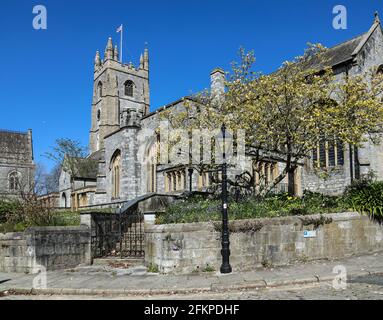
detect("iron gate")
[91,210,145,259]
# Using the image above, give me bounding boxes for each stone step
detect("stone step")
[115,245,144,253]
[92,257,145,268]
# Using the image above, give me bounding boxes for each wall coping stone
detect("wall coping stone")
[25,226,90,233]
[0,232,26,240]
[0,226,90,239]
[145,212,361,233]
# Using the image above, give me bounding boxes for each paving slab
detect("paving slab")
[1,252,383,296]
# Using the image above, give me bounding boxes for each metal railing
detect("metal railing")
[90,193,182,259]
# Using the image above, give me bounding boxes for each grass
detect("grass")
[156,191,351,225]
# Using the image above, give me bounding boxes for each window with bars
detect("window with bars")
[312,138,344,168]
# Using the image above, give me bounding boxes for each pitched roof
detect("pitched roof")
[88,149,103,161]
[306,16,381,70]
[322,33,367,66]
[73,158,98,180]
[64,155,98,180]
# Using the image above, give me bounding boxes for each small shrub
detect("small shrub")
[50,211,81,226]
[0,199,22,224]
[147,263,159,273]
[203,264,216,273]
[261,260,273,268]
[0,222,29,233]
[344,180,383,218]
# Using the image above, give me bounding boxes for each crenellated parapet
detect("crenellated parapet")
[93,37,149,75]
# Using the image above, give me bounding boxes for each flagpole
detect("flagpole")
[120,24,123,64]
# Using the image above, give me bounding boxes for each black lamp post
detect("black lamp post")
[220,123,232,274]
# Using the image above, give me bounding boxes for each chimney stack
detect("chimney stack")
[210,68,226,101]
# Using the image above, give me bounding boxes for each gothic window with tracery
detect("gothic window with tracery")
[9,172,20,191]
[110,150,121,199]
[146,142,158,193]
[312,137,344,168]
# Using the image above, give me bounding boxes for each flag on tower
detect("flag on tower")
[116,24,123,63]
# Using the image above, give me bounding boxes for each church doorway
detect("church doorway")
[62,193,67,208]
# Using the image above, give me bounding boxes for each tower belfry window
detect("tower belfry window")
[97,82,103,98]
[125,80,134,97]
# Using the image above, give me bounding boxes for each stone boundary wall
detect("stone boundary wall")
[145,212,383,274]
[0,226,91,274]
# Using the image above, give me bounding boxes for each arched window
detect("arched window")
[110,150,121,199]
[312,136,344,168]
[146,142,158,193]
[97,81,103,98]
[124,80,134,97]
[377,65,383,74]
[97,109,101,121]
[9,172,20,191]
[62,193,67,208]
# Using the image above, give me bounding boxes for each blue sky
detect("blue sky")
[0,0,382,171]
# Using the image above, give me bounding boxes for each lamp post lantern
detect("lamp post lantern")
[220,123,232,274]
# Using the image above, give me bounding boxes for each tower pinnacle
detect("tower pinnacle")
[105,37,114,60]
[114,45,119,61]
[143,47,149,70]
[94,51,101,68]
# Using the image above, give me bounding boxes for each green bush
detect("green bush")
[0,200,22,224]
[156,191,348,224]
[344,180,383,217]
[0,206,81,233]
[0,222,29,233]
[51,211,81,226]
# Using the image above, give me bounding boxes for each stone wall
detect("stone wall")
[145,212,383,274]
[0,226,91,274]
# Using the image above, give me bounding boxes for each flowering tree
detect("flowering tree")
[162,45,383,197]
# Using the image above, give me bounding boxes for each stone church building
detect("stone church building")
[0,129,35,199]
[59,14,383,209]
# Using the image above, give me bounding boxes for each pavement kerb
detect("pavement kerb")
[3,269,383,297]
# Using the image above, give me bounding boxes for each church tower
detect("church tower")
[89,37,150,154]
